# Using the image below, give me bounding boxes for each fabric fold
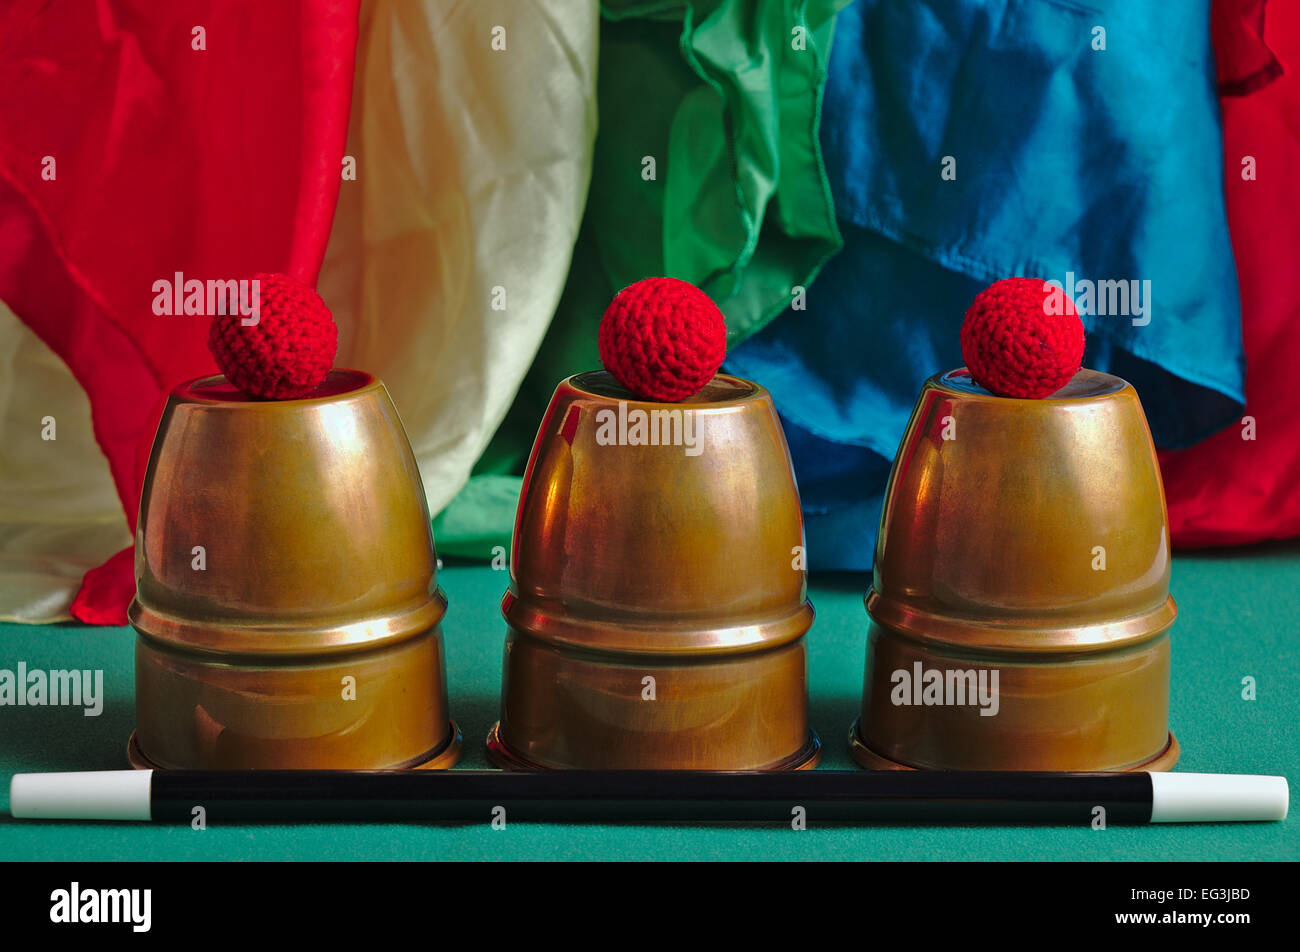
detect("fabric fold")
[318,0,600,535]
[0,0,360,623]
[438,0,851,556]
[727,0,1247,569]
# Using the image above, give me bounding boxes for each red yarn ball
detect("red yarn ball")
[207,272,338,400]
[598,277,727,402]
[960,277,1085,399]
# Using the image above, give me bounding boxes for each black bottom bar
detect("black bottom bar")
[6,862,1284,938]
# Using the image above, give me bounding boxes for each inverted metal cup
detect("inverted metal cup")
[130,371,460,770]
[851,369,1178,771]
[489,372,819,770]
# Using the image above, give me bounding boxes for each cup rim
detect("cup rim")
[129,587,448,656]
[563,370,769,409]
[171,369,378,406]
[938,367,1129,402]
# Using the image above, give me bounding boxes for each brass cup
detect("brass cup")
[130,371,460,770]
[489,372,819,770]
[851,369,1178,771]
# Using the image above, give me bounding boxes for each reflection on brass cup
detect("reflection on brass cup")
[489,372,819,770]
[130,371,460,770]
[851,369,1178,771]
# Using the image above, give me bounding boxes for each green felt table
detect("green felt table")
[1,547,1296,861]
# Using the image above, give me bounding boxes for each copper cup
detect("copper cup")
[488,371,819,770]
[851,369,1178,771]
[129,371,460,770]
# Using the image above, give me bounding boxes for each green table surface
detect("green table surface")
[1,547,1296,861]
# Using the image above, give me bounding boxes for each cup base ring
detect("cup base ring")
[486,722,822,772]
[847,719,1179,772]
[126,720,464,772]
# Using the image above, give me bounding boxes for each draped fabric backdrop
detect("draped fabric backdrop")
[725,0,1248,569]
[434,0,852,556]
[0,0,598,623]
[0,300,128,622]
[446,0,1296,567]
[449,0,1300,566]
[1159,0,1300,545]
[0,0,1296,626]
[318,0,598,541]
[0,0,359,622]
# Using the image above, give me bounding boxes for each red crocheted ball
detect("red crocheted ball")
[207,272,338,400]
[960,277,1085,398]
[598,277,727,402]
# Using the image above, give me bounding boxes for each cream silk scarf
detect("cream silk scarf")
[0,301,130,622]
[318,0,598,530]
